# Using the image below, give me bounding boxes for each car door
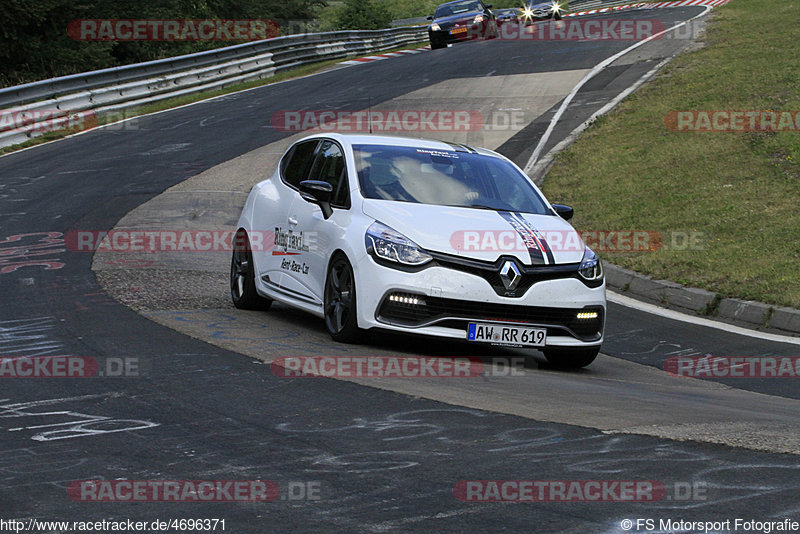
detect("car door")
[281,139,352,305]
[251,138,319,292]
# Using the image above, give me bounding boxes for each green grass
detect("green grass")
[541,0,800,308]
[0,41,426,156]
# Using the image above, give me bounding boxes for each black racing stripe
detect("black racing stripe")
[496,211,546,265]
[515,212,556,264]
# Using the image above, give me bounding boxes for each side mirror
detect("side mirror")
[299,180,333,219]
[485,3,493,8]
[552,203,574,221]
[427,15,433,20]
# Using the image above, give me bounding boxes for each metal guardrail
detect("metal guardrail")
[0,26,428,148]
[0,0,646,149]
[567,0,607,10]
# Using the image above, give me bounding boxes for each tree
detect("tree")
[335,0,391,30]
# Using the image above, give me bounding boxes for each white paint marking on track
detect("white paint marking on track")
[527,55,672,180]
[524,3,715,173]
[519,1,797,345]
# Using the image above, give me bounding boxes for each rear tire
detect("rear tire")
[542,347,599,369]
[324,254,361,343]
[230,230,272,310]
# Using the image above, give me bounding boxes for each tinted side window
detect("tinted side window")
[309,140,349,208]
[281,140,319,188]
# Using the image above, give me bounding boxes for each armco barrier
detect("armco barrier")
[0,26,427,148]
[0,0,659,149]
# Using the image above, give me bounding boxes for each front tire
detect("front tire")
[542,347,599,369]
[324,254,361,343]
[230,230,272,310]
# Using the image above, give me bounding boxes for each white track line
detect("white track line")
[521,2,800,346]
[608,292,800,345]
[523,4,713,173]
[528,55,672,180]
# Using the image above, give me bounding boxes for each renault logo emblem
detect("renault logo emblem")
[499,260,522,291]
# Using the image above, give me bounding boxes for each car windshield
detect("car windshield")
[435,1,482,18]
[353,144,551,214]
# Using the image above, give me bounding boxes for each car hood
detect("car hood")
[362,199,585,266]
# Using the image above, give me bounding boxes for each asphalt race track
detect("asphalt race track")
[2,6,799,533]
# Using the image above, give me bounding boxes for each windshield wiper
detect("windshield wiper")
[467,204,513,212]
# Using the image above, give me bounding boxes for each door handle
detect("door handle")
[288,216,298,226]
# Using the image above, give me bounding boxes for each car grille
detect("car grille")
[377,292,604,342]
[430,251,581,297]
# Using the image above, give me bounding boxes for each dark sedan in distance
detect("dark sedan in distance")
[427,0,498,49]
[495,8,522,25]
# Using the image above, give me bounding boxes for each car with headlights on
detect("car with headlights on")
[521,1,563,22]
[427,0,498,49]
[231,134,605,368]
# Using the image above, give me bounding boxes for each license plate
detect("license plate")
[467,322,546,347]
[450,27,468,34]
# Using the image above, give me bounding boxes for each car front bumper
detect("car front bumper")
[429,22,491,45]
[354,254,606,348]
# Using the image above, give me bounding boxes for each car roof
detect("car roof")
[296,132,501,158]
[437,0,482,7]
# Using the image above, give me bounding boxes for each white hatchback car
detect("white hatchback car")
[232,133,605,367]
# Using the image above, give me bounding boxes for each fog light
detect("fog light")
[576,311,598,320]
[389,294,425,306]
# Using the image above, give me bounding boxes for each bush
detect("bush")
[335,0,392,30]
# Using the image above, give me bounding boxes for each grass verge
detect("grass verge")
[541,0,800,308]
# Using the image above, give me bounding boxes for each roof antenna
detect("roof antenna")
[368,97,373,134]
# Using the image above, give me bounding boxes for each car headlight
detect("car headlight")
[578,246,603,284]
[430,22,441,31]
[473,13,486,23]
[365,221,432,266]
[551,2,562,13]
